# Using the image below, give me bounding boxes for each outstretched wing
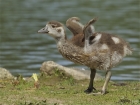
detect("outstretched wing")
[83,17,98,39]
[83,17,98,52]
[66,17,84,35]
[66,17,96,48]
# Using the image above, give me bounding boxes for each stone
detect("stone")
[0,68,14,79]
[40,61,103,81]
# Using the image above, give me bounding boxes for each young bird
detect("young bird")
[38,18,132,94]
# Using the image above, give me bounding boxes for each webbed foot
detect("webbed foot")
[92,90,107,95]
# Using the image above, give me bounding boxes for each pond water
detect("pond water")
[0,0,140,81]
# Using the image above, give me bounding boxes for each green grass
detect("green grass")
[0,71,140,105]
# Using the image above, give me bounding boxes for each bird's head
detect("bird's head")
[38,21,66,40]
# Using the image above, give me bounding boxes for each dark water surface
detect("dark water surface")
[0,0,140,81]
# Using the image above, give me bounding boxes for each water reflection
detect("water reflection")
[0,0,139,81]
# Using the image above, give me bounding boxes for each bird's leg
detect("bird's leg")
[101,70,112,94]
[84,68,96,94]
[93,70,112,95]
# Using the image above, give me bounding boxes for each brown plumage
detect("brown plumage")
[66,17,95,47]
[38,17,132,95]
[66,17,84,35]
[66,17,85,47]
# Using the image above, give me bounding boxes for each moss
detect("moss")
[0,72,139,105]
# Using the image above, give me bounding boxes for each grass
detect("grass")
[0,70,140,105]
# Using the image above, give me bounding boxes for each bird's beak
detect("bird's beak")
[38,27,49,33]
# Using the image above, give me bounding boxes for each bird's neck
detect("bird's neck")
[56,37,67,47]
[55,33,67,43]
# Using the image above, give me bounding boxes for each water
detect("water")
[0,0,140,81]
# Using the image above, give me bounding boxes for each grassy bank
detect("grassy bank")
[0,72,139,105]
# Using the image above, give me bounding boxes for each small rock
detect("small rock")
[40,61,103,81]
[0,68,14,79]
